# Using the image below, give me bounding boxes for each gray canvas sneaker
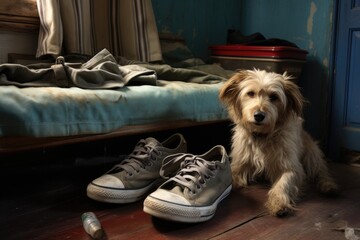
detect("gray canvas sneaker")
[87,133,187,203]
[143,145,232,223]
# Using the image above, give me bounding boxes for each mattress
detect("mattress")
[0,79,228,138]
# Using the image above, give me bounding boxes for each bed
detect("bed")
[0,0,236,154]
[0,51,232,154]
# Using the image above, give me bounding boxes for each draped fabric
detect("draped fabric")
[0,49,158,89]
[36,0,162,62]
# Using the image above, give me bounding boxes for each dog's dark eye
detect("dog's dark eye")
[269,93,278,102]
[247,91,255,97]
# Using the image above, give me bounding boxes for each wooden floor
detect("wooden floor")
[1,131,360,240]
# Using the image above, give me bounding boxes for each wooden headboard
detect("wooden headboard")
[0,0,39,32]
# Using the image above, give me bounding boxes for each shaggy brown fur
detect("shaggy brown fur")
[219,69,338,217]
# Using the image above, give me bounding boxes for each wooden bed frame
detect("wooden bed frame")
[0,119,228,154]
[0,0,39,33]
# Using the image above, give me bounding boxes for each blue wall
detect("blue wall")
[152,0,335,147]
[151,0,242,60]
[239,0,335,147]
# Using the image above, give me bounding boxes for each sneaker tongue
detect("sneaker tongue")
[145,137,161,148]
[170,185,184,195]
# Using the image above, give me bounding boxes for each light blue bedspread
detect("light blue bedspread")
[0,80,228,137]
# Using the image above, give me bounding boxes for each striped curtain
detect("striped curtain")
[36,0,162,62]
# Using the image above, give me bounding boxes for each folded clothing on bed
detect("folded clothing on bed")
[0,49,157,89]
[0,49,228,89]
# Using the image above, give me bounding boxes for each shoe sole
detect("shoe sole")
[143,184,232,223]
[87,178,164,204]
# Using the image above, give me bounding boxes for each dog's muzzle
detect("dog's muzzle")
[254,111,266,123]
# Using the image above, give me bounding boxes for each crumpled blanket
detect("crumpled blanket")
[138,63,228,84]
[0,48,227,89]
[0,49,157,89]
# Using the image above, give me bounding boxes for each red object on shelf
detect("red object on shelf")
[208,45,308,60]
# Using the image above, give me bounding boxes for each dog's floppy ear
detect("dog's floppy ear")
[219,70,248,106]
[282,74,304,116]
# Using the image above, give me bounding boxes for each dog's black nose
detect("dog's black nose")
[254,111,266,122]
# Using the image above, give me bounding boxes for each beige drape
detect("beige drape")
[36,0,162,62]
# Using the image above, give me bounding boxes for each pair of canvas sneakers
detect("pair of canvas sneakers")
[87,133,232,223]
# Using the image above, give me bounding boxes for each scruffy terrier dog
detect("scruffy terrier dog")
[219,69,338,217]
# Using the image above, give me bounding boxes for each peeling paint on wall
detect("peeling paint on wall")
[309,40,314,49]
[307,2,317,35]
[323,58,329,68]
[307,2,317,50]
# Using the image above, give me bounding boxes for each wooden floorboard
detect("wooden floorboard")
[1,157,359,240]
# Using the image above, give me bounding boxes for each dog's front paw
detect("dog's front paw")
[266,202,295,217]
[265,194,295,217]
[319,181,339,197]
[275,207,293,217]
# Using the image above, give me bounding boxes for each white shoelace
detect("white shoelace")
[108,140,160,175]
[162,154,218,193]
